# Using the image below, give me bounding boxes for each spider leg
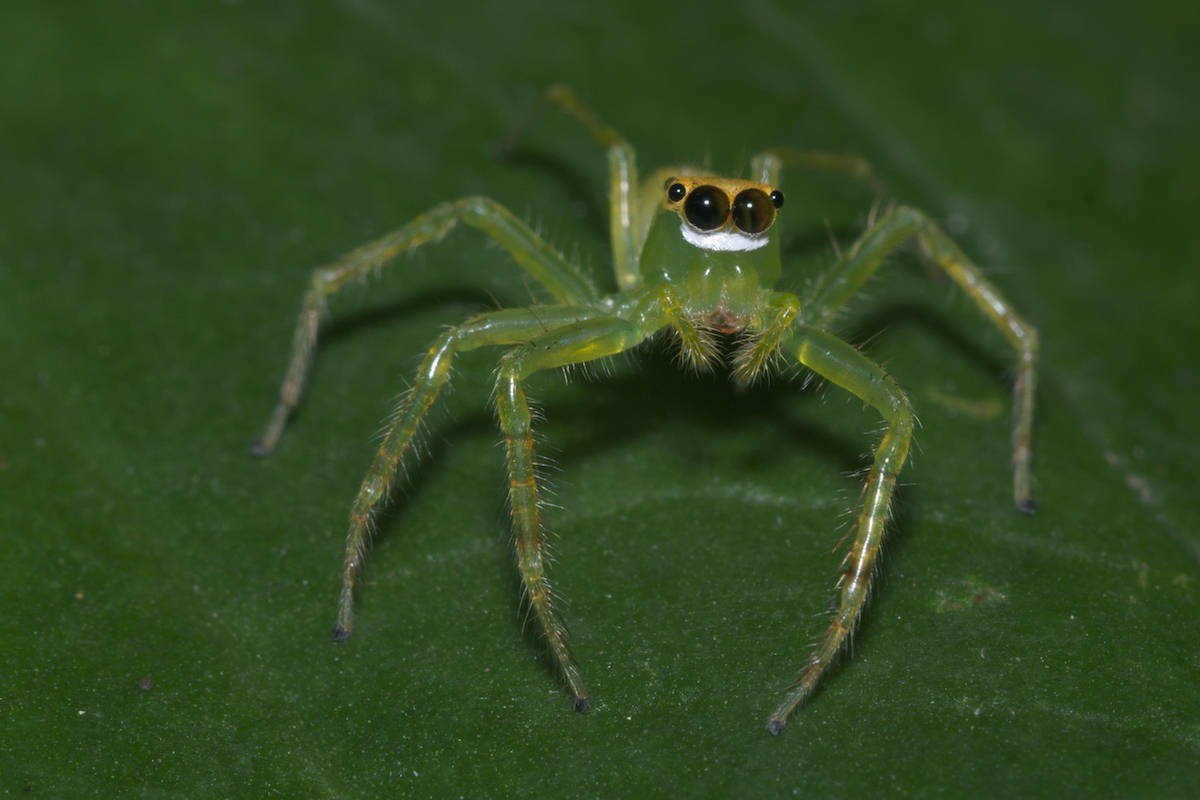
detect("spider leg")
[751,147,889,202]
[333,305,605,640]
[768,326,914,735]
[495,315,652,711]
[500,83,642,291]
[733,291,802,385]
[251,197,600,455]
[806,206,1038,513]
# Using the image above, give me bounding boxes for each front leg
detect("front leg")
[495,316,651,711]
[331,305,605,640]
[769,326,915,734]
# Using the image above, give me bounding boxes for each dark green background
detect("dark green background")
[2,1,1197,796]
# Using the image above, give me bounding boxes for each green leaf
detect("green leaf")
[2,1,1197,796]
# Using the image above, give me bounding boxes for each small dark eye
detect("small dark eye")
[667,182,686,203]
[683,185,729,231]
[731,188,775,233]
[770,190,784,208]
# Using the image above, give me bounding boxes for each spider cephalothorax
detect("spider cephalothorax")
[253,84,1037,734]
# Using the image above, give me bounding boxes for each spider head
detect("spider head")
[664,177,784,244]
[638,175,785,294]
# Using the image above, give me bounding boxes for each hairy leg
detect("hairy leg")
[252,196,600,455]
[330,305,605,640]
[805,205,1038,512]
[751,147,889,201]
[769,326,914,734]
[500,83,642,291]
[495,315,654,710]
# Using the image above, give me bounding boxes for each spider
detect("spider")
[251,84,1038,734]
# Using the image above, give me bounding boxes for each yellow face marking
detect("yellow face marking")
[660,176,776,208]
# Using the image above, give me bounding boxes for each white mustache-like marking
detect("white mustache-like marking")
[679,221,769,252]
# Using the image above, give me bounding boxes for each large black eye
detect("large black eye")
[683,185,729,231]
[667,182,686,203]
[731,188,775,233]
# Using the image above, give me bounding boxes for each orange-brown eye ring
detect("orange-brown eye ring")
[731,188,776,234]
[683,185,729,231]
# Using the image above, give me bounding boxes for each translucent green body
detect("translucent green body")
[638,205,780,327]
[253,84,1038,734]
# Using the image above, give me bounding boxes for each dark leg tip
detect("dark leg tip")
[1016,497,1038,516]
[331,626,352,642]
[766,718,786,736]
[573,696,591,713]
[249,440,272,458]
